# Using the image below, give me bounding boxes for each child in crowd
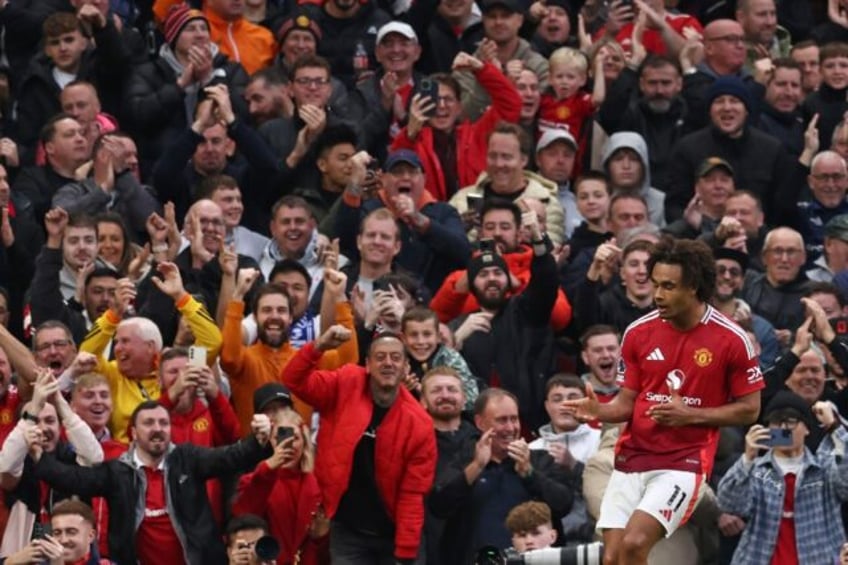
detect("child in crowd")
[505,501,558,553]
[538,47,606,142]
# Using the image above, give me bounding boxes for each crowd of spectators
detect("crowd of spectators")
[3,0,848,563]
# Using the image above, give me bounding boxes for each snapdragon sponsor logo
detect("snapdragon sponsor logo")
[645,391,703,406]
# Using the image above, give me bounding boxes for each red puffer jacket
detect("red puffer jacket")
[282,344,437,560]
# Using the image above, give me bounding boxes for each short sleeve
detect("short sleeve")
[727,332,765,398]
[617,330,642,392]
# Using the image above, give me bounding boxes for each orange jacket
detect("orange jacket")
[430,245,573,331]
[220,300,358,434]
[153,0,275,74]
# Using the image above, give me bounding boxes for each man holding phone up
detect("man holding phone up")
[717,391,848,564]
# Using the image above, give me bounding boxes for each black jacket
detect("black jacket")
[28,247,88,344]
[0,191,42,339]
[421,12,484,74]
[802,82,848,154]
[665,125,795,224]
[457,250,558,431]
[428,431,574,565]
[33,437,271,565]
[150,120,279,230]
[335,197,472,295]
[741,271,809,331]
[598,67,692,191]
[574,280,653,335]
[756,103,804,159]
[12,164,77,224]
[15,20,131,150]
[123,53,249,167]
[305,1,392,89]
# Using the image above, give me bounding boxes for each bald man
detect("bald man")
[681,19,763,130]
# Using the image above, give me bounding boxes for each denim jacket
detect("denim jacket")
[717,427,848,564]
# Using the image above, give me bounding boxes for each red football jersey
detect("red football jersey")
[614,306,763,476]
[614,13,703,56]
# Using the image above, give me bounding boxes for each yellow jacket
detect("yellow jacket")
[81,294,222,443]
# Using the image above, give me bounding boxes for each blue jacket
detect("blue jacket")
[717,427,848,565]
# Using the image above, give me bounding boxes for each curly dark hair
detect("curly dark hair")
[647,236,716,303]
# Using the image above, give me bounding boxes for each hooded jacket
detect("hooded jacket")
[600,131,666,228]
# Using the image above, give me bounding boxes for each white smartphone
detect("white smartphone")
[188,346,207,367]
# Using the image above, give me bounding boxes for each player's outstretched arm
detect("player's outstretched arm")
[566,384,636,424]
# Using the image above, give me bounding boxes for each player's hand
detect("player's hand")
[646,386,695,426]
[563,382,600,422]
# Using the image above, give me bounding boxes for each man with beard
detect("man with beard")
[451,216,558,432]
[29,208,118,344]
[282,327,436,564]
[529,0,573,58]
[580,325,621,404]
[429,388,573,563]
[736,0,790,70]
[220,267,358,435]
[27,400,274,565]
[0,371,103,553]
[599,55,688,191]
[420,366,477,565]
[432,198,572,331]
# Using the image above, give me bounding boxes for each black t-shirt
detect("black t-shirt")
[334,402,395,537]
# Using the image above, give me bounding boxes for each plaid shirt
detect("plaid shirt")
[717,427,848,565]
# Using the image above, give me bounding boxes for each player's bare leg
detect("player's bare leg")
[601,528,625,565]
[617,510,666,565]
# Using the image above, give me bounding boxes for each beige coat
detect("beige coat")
[449,170,566,245]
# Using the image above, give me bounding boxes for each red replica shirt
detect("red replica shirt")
[136,466,185,565]
[612,13,703,56]
[538,91,594,140]
[0,388,21,447]
[771,473,798,565]
[615,306,763,476]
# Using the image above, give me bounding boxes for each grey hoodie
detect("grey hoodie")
[601,131,666,228]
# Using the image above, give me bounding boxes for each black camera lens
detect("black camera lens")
[255,536,280,561]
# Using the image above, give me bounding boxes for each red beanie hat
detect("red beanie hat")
[163,3,208,46]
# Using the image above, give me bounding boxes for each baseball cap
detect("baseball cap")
[536,128,577,153]
[253,383,293,413]
[481,0,522,14]
[825,214,848,243]
[696,157,734,178]
[376,21,417,44]
[384,149,423,171]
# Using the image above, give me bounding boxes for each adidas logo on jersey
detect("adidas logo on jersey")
[646,347,665,361]
[659,508,673,522]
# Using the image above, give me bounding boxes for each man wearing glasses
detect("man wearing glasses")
[718,390,848,565]
[742,227,808,347]
[798,151,848,267]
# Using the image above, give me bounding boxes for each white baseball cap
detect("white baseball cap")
[536,128,578,153]
[376,22,417,44]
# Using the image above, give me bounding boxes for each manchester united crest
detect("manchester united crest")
[193,417,209,432]
[694,348,713,368]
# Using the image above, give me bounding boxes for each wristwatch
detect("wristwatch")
[21,410,38,424]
